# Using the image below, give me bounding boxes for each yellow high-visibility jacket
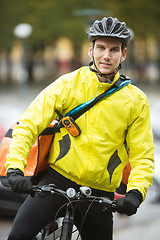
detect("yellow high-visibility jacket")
[6,67,155,200]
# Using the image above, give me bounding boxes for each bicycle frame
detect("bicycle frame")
[33,184,116,240]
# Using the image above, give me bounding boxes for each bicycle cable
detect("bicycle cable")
[51,192,75,240]
[76,196,98,240]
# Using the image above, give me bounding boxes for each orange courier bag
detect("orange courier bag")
[0,121,58,176]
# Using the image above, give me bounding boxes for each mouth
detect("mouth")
[100,62,112,68]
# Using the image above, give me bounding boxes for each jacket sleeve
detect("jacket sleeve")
[126,95,155,200]
[5,78,67,173]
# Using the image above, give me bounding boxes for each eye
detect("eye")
[97,45,105,50]
[111,47,120,52]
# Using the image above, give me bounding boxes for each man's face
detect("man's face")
[88,37,127,79]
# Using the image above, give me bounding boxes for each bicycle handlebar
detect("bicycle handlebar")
[0,179,117,211]
[32,184,117,211]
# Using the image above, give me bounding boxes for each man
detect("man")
[5,17,154,240]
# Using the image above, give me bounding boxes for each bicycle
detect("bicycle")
[32,184,117,240]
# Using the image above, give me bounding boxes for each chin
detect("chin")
[101,70,113,75]
[99,67,113,75]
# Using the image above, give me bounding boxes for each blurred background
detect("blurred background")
[0,0,160,239]
[0,0,159,87]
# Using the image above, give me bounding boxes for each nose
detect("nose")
[103,49,111,60]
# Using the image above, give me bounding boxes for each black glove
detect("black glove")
[7,168,33,194]
[116,190,142,216]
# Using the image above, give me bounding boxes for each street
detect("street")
[0,217,13,240]
[114,199,160,240]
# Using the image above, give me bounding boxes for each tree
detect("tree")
[0,0,159,50]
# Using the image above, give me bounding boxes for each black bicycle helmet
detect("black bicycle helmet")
[87,17,132,45]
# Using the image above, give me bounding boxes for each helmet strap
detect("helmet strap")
[89,42,122,83]
[89,59,121,83]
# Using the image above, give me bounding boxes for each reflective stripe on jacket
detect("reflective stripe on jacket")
[6,67,155,200]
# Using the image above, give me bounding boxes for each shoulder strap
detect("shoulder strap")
[41,74,131,136]
[66,74,131,121]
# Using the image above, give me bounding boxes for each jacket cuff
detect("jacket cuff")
[127,189,143,203]
[7,168,24,177]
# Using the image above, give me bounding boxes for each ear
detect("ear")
[88,44,93,58]
[120,48,127,63]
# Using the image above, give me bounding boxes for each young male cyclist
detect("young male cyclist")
[5,17,154,240]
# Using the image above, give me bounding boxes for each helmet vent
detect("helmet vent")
[106,19,112,32]
[112,23,121,33]
[98,22,103,32]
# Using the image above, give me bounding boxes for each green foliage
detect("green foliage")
[0,0,159,50]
